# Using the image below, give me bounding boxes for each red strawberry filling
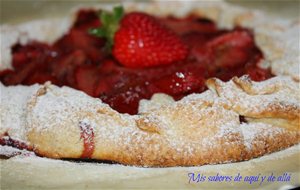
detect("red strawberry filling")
[0,10,273,114]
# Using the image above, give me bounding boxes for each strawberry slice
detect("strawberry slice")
[101,92,140,115]
[246,54,273,81]
[1,61,37,85]
[207,30,255,68]
[152,70,206,98]
[247,67,272,81]
[100,83,151,115]
[98,59,120,73]
[94,70,139,97]
[51,50,87,86]
[12,50,27,69]
[160,16,217,35]
[25,72,57,85]
[12,42,51,69]
[75,65,100,96]
[54,29,106,63]
[182,32,214,50]
[3,42,54,85]
[0,69,14,78]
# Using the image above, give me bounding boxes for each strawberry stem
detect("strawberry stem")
[89,6,124,52]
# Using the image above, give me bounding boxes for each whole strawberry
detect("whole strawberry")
[90,7,188,68]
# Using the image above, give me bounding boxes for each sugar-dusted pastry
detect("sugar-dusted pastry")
[0,1,299,166]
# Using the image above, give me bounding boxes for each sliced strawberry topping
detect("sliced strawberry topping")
[51,50,87,86]
[207,30,255,68]
[0,8,273,115]
[75,65,100,96]
[152,70,206,98]
[0,69,14,79]
[246,55,273,81]
[12,42,52,69]
[1,61,37,85]
[54,29,106,63]
[101,83,151,115]
[25,72,57,85]
[160,16,217,35]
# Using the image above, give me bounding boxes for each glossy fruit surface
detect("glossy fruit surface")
[0,10,272,114]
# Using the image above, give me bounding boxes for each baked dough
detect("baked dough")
[0,1,299,167]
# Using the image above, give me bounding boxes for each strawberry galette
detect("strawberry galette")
[0,1,299,166]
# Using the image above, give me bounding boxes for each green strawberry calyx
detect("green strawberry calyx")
[89,6,124,51]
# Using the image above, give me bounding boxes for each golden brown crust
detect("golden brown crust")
[0,1,299,167]
[1,75,298,167]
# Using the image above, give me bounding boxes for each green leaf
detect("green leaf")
[88,6,124,53]
[88,28,106,37]
[101,11,111,26]
[113,6,124,22]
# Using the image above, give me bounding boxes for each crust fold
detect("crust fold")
[0,1,299,166]
[1,76,299,166]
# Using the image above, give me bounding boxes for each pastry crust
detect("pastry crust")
[0,1,299,166]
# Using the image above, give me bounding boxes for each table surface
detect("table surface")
[2,145,300,190]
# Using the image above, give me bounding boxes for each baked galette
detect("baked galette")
[0,1,299,166]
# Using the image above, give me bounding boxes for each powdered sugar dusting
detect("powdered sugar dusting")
[210,76,300,117]
[0,83,39,141]
[138,93,175,114]
[0,76,299,166]
[79,119,94,136]
[240,122,285,150]
[0,1,299,166]
[0,145,35,157]
[27,85,107,133]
